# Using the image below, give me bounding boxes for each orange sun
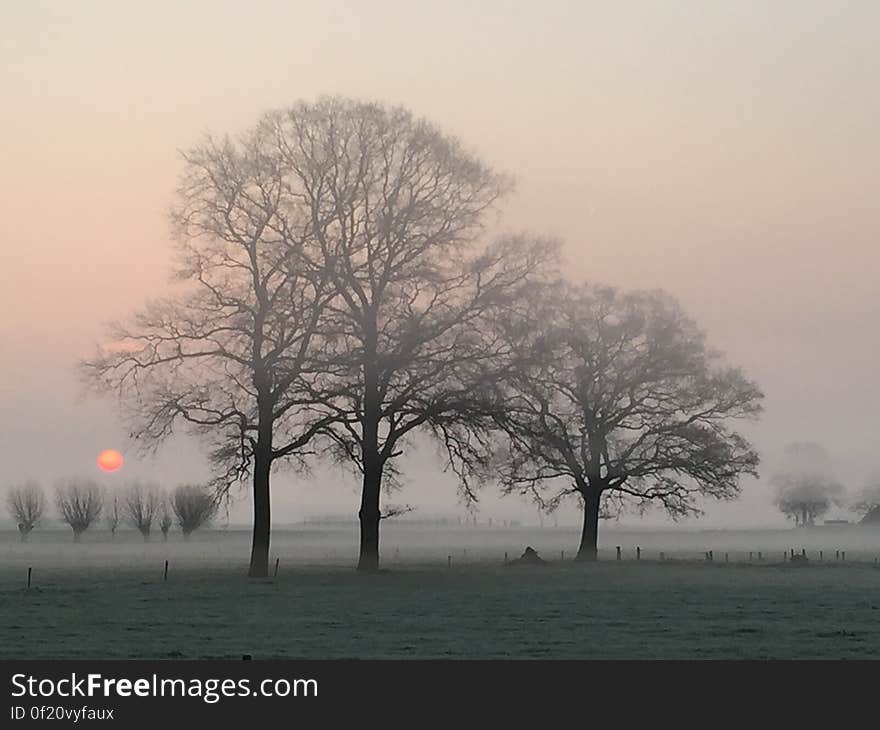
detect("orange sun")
[97,449,124,473]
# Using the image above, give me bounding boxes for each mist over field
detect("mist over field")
[2,3,880,672]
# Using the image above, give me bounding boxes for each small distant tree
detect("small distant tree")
[6,481,47,541]
[105,493,121,537]
[123,482,162,541]
[772,442,846,526]
[852,478,880,524]
[171,484,218,539]
[158,498,172,541]
[55,480,104,542]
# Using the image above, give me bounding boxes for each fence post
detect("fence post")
[616,546,621,561]
[27,567,32,589]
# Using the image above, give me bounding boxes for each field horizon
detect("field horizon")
[3,525,879,660]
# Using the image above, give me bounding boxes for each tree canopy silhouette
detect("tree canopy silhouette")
[122,481,162,541]
[55,480,104,542]
[257,98,555,570]
[5,481,46,541]
[83,116,338,576]
[492,283,763,560]
[171,484,218,538]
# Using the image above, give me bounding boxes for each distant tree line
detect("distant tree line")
[4,481,217,542]
[80,96,769,575]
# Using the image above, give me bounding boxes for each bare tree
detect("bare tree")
[105,493,121,537]
[159,497,172,541]
[55,480,104,542]
[772,443,846,526]
[492,283,763,560]
[853,477,880,524]
[82,118,338,576]
[5,481,47,541]
[258,98,554,570]
[123,482,162,541]
[171,484,218,538]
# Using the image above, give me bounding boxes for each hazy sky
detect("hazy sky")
[1,1,878,527]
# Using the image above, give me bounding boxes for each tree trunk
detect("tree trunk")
[357,464,382,572]
[357,320,382,572]
[248,446,272,578]
[575,489,601,561]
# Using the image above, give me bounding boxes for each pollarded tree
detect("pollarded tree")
[158,497,172,541]
[82,122,338,576]
[493,283,763,561]
[105,493,121,537]
[771,442,846,526]
[260,98,554,570]
[55,480,103,542]
[6,481,47,541]
[123,482,162,541]
[171,484,218,538]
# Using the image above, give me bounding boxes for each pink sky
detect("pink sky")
[1,1,878,526]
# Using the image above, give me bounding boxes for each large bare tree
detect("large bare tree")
[256,98,553,570]
[493,283,763,560]
[55,480,104,542]
[83,124,337,576]
[5,481,47,541]
[83,96,554,573]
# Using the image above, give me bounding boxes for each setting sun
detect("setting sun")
[96,449,124,473]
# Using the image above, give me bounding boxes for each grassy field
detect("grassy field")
[2,525,879,659]
[3,560,880,659]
